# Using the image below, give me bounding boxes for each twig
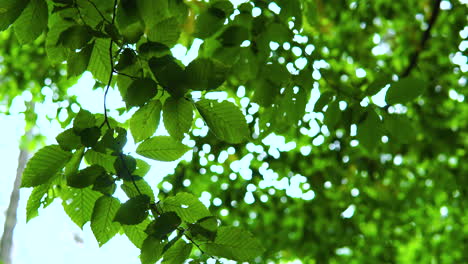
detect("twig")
[85,0,112,24]
[101,0,119,129]
[112,69,139,80]
[176,227,218,260]
[401,0,442,77]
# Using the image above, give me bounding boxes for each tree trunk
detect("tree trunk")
[0,134,31,264]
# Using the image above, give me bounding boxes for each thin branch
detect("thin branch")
[112,69,139,80]
[401,0,442,77]
[101,0,119,129]
[85,0,112,24]
[176,227,218,260]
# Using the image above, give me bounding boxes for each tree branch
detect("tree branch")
[401,0,442,77]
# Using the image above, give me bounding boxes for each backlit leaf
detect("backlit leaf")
[202,227,264,261]
[140,236,164,264]
[61,186,102,228]
[13,0,48,44]
[185,58,228,91]
[161,240,192,264]
[0,0,30,31]
[22,145,72,187]
[67,165,106,188]
[136,136,190,161]
[195,99,250,144]
[123,218,151,249]
[162,97,193,139]
[161,192,211,223]
[91,196,121,247]
[130,100,162,142]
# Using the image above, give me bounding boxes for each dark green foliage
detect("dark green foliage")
[67,165,106,188]
[124,78,159,107]
[6,0,467,263]
[140,236,164,264]
[162,96,193,140]
[145,212,181,239]
[114,195,150,225]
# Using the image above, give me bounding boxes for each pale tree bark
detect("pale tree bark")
[0,129,32,264]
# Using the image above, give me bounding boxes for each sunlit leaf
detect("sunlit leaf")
[136,136,191,161]
[22,145,72,187]
[195,99,250,144]
[91,196,121,247]
[162,97,193,140]
[202,227,264,261]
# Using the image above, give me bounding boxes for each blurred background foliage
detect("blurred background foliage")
[0,0,467,263]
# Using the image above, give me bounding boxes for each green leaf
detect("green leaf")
[145,212,181,239]
[136,136,191,161]
[323,100,342,129]
[134,158,151,177]
[125,78,159,108]
[114,195,150,225]
[95,127,128,152]
[84,149,117,174]
[45,14,72,63]
[116,0,144,43]
[161,240,192,264]
[130,100,162,142]
[113,154,137,180]
[73,109,96,132]
[137,0,169,29]
[13,0,47,44]
[115,48,137,71]
[93,173,117,195]
[123,218,151,249]
[217,25,249,47]
[91,196,121,247]
[161,192,211,223]
[22,145,72,187]
[58,25,93,50]
[121,177,155,203]
[201,227,264,261]
[140,236,164,264]
[26,183,50,222]
[56,128,82,151]
[188,216,218,242]
[265,22,293,43]
[313,91,334,112]
[67,43,93,78]
[185,58,228,91]
[384,114,415,144]
[67,165,106,188]
[162,97,193,140]
[64,147,85,178]
[195,99,250,144]
[147,16,181,47]
[0,0,30,31]
[88,38,113,84]
[385,77,427,105]
[357,109,382,151]
[194,7,226,39]
[61,186,102,228]
[79,126,101,147]
[148,56,186,98]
